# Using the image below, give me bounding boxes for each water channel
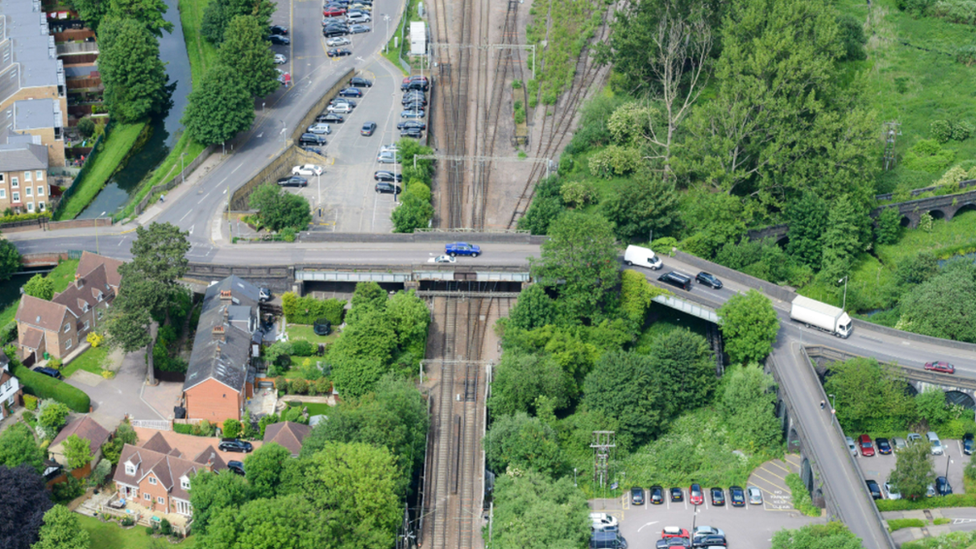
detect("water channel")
[76,0,192,219]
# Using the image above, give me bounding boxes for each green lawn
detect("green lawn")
[56,122,148,220]
[61,344,111,378]
[285,401,331,416]
[381,0,418,75]
[286,324,340,346]
[78,514,196,548]
[0,259,78,330]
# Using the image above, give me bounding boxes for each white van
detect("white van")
[624,245,663,270]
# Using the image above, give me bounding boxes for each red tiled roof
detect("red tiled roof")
[77,252,123,290]
[16,295,69,332]
[20,327,44,350]
[262,422,312,456]
[51,416,111,455]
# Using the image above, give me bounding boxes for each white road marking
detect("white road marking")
[230,163,243,174]
[180,209,192,222]
[637,521,659,533]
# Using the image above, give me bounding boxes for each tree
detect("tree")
[64,0,108,30]
[620,270,665,323]
[897,252,938,286]
[201,0,277,45]
[188,470,253,535]
[898,261,976,343]
[889,440,936,500]
[329,356,387,400]
[485,412,562,476]
[391,194,434,233]
[348,282,387,322]
[507,284,557,331]
[109,0,174,36]
[602,178,679,241]
[875,207,902,246]
[0,423,45,472]
[386,290,430,352]
[915,388,951,426]
[771,522,862,549]
[0,465,52,549]
[532,212,619,321]
[823,357,916,434]
[820,196,863,281]
[491,471,590,549]
[247,183,312,231]
[0,240,21,281]
[38,402,70,434]
[648,329,716,416]
[218,16,279,97]
[720,364,781,450]
[785,192,829,270]
[488,349,574,417]
[97,16,169,123]
[63,435,93,471]
[583,351,665,447]
[32,504,90,549]
[717,289,779,364]
[328,309,396,364]
[183,63,256,145]
[243,442,291,496]
[836,14,867,61]
[23,274,55,301]
[198,494,326,549]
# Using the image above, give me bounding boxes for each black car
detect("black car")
[402,91,427,100]
[300,145,322,155]
[323,26,348,37]
[268,35,290,45]
[402,101,427,112]
[710,487,725,506]
[649,485,664,505]
[350,77,373,87]
[397,121,427,131]
[338,87,363,97]
[965,433,974,455]
[401,97,428,106]
[228,460,245,476]
[937,476,953,495]
[866,479,882,500]
[298,133,327,146]
[630,486,644,506]
[695,271,723,289]
[328,48,353,57]
[33,366,63,380]
[729,485,745,507]
[657,538,691,549]
[401,80,429,92]
[316,113,344,123]
[277,176,308,187]
[669,487,683,502]
[375,182,401,194]
[361,122,377,136]
[374,170,402,182]
[270,25,289,35]
[876,437,893,455]
[400,127,423,138]
[691,535,726,548]
[659,271,692,291]
[218,439,253,453]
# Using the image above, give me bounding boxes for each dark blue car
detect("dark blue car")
[445,242,481,257]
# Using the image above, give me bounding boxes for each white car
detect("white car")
[292,164,323,176]
[377,151,399,164]
[846,436,857,456]
[347,13,371,23]
[306,123,332,135]
[747,486,763,504]
[883,481,901,500]
[692,526,725,538]
[326,36,351,47]
[327,103,353,113]
[380,144,399,153]
[589,513,618,531]
[427,255,457,264]
[274,53,287,64]
[927,432,943,455]
[350,3,372,10]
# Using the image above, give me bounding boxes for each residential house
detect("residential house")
[48,415,110,468]
[182,276,262,423]
[0,128,50,213]
[0,350,22,420]
[15,252,122,361]
[262,421,311,457]
[0,0,68,167]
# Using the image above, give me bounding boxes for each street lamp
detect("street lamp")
[838,276,849,310]
[691,502,699,534]
[828,393,836,414]
[945,453,951,488]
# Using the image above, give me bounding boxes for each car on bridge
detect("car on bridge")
[924,361,955,374]
[659,271,692,291]
[446,242,481,257]
[695,271,723,289]
[858,434,875,457]
[427,255,456,264]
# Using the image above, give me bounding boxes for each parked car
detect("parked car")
[347,13,371,23]
[937,476,953,496]
[274,53,287,64]
[298,133,327,146]
[326,36,352,46]
[377,151,399,164]
[695,272,723,289]
[846,436,857,456]
[33,366,63,380]
[349,23,370,33]
[590,512,619,532]
[925,361,955,374]
[729,486,745,507]
[692,527,724,539]
[689,484,704,505]
[747,486,763,505]
[965,433,974,455]
[323,7,347,16]
[691,535,725,548]
[316,113,344,124]
[892,437,907,450]
[401,79,430,91]
[361,122,377,136]
[277,176,309,187]
[669,487,683,502]
[927,431,943,455]
[402,96,428,106]
[258,288,272,302]
[268,34,290,45]
[227,461,245,476]
[883,481,901,500]
[339,87,364,97]
[662,527,690,539]
[876,437,892,455]
[293,164,323,176]
[300,145,322,155]
[374,182,401,194]
[907,432,923,444]
[592,531,629,549]
[330,97,357,108]
[218,439,253,453]
[446,242,481,257]
[379,143,399,153]
[401,127,424,138]
[630,487,644,506]
[323,26,348,37]
[709,487,725,506]
[397,120,427,131]
[427,255,456,264]
[327,103,353,113]
[350,77,373,87]
[270,24,289,35]
[866,479,882,500]
[374,170,402,182]
[927,484,937,498]
[403,75,430,84]
[400,109,426,119]
[859,434,876,457]
[657,538,690,549]
[328,48,353,57]
[306,123,332,135]
[650,485,664,505]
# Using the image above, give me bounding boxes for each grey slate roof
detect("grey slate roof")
[14,98,58,130]
[0,128,47,171]
[183,276,260,393]
[0,0,64,104]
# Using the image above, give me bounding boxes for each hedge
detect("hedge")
[785,473,822,517]
[877,493,976,511]
[13,364,90,412]
[281,292,345,325]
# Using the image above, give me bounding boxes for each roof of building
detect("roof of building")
[0,128,48,171]
[113,444,200,501]
[192,445,227,471]
[50,416,111,455]
[77,252,123,289]
[183,276,260,393]
[14,98,59,131]
[17,253,122,333]
[0,1,64,104]
[262,421,312,456]
[16,294,70,333]
[141,431,173,454]
[20,326,43,350]
[130,427,262,466]
[52,262,114,317]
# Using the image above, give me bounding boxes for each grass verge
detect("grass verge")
[887,518,925,532]
[784,473,822,517]
[286,324,339,346]
[524,0,606,106]
[77,514,197,549]
[381,0,418,75]
[56,122,148,221]
[61,344,111,378]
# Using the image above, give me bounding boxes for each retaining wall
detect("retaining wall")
[300,231,547,244]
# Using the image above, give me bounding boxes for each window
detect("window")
[157,496,164,504]
[2,381,10,392]
[24,187,31,197]
[63,324,70,333]
[181,477,190,490]
[0,190,6,200]
[96,310,103,319]
[11,192,18,203]
[38,202,44,211]
[26,202,33,212]
[35,171,43,181]
[10,177,16,188]
[144,493,151,501]
[23,171,30,182]
[175,499,192,515]
[148,476,157,485]
[65,339,71,350]
[36,186,43,196]
[83,320,90,331]
[125,462,136,475]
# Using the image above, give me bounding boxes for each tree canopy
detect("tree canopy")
[583,350,664,447]
[23,274,54,301]
[771,522,862,549]
[97,16,169,123]
[485,412,562,477]
[183,63,256,146]
[898,260,976,343]
[490,471,590,549]
[218,16,279,98]
[0,240,22,282]
[0,423,45,473]
[247,183,312,232]
[717,289,779,364]
[31,504,91,549]
[0,465,52,549]
[188,470,254,535]
[63,435,93,471]
[889,435,936,500]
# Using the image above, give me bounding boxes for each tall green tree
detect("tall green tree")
[32,505,90,549]
[820,195,862,281]
[720,364,781,450]
[0,240,22,281]
[717,289,779,364]
[0,465,52,549]
[491,471,590,549]
[23,274,54,301]
[183,64,256,145]
[201,0,276,45]
[38,402,69,435]
[915,387,951,426]
[243,442,291,497]
[485,412,562,477]
[898,261,976,343]
[246,183,311,231]
[488,349,574,417]
[188,471,254,535]
[875,207,902,246]
[63,435,93,471]
[507,284,557,331]
[583,350,665,447]
[889,439,936,500]
[100,422,138,466]
[385,290,430,352]
[532,212,619,321]
[218,16,279,97]
[602,178,679,241]
[391,194,434,233]
[109,0,174,36]
[345,281,387,325]
[771,522,862,549]
[65,0,109,30]
[199,494,326,549]
[97,16,169,123]
[0,424,45,473]
[647,329,716,416]
[823,357,915,434]
[785,192,829,270]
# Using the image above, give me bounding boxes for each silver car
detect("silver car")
[326,36,351,47]
[846,436,857,456]
[883,481,901,500]
[306,123,332,135]
[908,433,923,444]
[747,486,763,505]
[927,432,943,455]
[892,437,907,450]
[376,151,398,164]
[349,23,370,33]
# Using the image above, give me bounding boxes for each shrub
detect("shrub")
[77,117,96,138]
[121,517,134,527]
[281,293,346,325]
[958,45,976,66]
[0,321,16,345]
[52,474,84,503]
[87,332,103,348]
[903,139,955,173]
[222,419,241,439]
[13,364,90,412]
[291,340,315,356]
[931,120,953,143]
[953,120,973,141]
[90,458,111,487]
[313,377,332,395]
[289,378,309,395]
[23,394,38,411]
[160,519,171,535]
[146,526,155,536]
[785,473,821,517]
[559,181,596,208]
[173,422,194,435]
[48,358,62,370]
[888,518,926,532]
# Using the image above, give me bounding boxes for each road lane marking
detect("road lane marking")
[637,521,659,533]
[758,466,788,482]
[751,472,789,492]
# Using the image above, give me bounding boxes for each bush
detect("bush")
[121,517,134,527]
[291,340,315,356]
[931,120,953,143]
[146,526,155,536]
[52,474,84,503]
[0,321,17,345]
[13,364,90,412]
[289,378,309,395]
[23,394,38,411]
[957,45,976,66]
[785,473,821,517]
[281,293,346,325]
[877,492,976,511]
[160,519,171,535]
[903,139,955,173]
[77,117,96,138]
[313,377,332,395]
[48,358,62,370]
[86,332,103,348]
[222,419,241,439]
[888,518,926,532]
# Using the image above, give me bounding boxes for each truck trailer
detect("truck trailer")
[789,295,853,338]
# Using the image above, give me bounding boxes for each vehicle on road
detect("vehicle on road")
[695,272,723,289]
[350,77,373,87]
[924,361,955,374]
[876,437,892,455]
[306,123,332,135]
[219,439,253,453]
[292,164,323,176]
[326,36,351,46]
[965,433,974,455]
[268,35,290,45]
[590,531,628,549]
[397,121,427,131]
[316,113,344,124]
[34,366,63,380]
[709,487,725,506]
[689,484,704,505]
[937,476,953,495]
[650,485,664,505]
[729,486,745,507]
[327,103,353,113]
[270,25,289,35]
[658,271,692,291]
[866,479,882,500]
[374,171,402,182]
[747,486,762,505]
[427,255,456,264]
[277,176,308,187]
[361,122,376,136]
[339,87,363,97]
[446,242,481,257]
[630,487,644,506]
[846,436,857,456]
[590,512,618,532]
[883,481,901,500]
[327,48,352,57]
[274,53,287,64]
[789,295,853,338]
[669,487,683,502]
[927,431,943,455]
[859,434,875,457]
[400,127,423,138]
[349,24,370,33]
[228,461,245,476]
[374,182,400,194]
[624,245,663,270]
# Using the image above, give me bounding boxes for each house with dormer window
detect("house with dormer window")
[14,252,122,361]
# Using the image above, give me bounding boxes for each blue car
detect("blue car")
[400,109,425,119]
[338,87,363,97]
[445,242,481,257]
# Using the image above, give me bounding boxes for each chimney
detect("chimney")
[206,453,215,473]
[214,344,222,358]
[74,273,82,288]
[219,290,232,301]
[212,325,225,342]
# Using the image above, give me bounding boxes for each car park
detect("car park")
[650,486,664,505]
[401,127,423,138]
[747,486,762,505]
[228,461,245,476]
[33,366,63,380]
[349,24,370,33]
[326,36,351,46]
[729,486,745,507]
[361,122,377,136]
[659,271,692,291]
[270,24,289,35]
[306,123,332,135]
[695,272,723,289]
[892,436,907,450]
[268,34,290,45]
[218,439,253,453]
[631,487,645,506]
[859,434,875,457]
[274,53,287,64]
[374,171,402,182]
[351,77,373,87]
[925,361,955,374]
[428,255,456,264]
[293,164,323,176]
[669,487,683,502]
[689,484,704,505]
[590,512,619,532]
[328,103,353,113]
[709,487,725,506]
[277,176,309,187]
[927,431,943,455]
[965,433,974,455]
[883,481,901,500]
[328,48,353,57]
[866,479,882,500]
[446,242,481,257]
[316,113,345,124]
[397,121,427,131]
[299,133,327,146]
[937,476,953,495]
[339,87,363,97]
[374,182,400,194]
[876,437,892,455]
[846,436,857,456]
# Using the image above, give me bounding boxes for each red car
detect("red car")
[689,483,704,505]
[925,361,955,374]
[661,527,690,539]
[858,434,875,457]
[323,7,346,16]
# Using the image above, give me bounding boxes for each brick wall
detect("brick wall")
[185,379,243,422]
[139,472,170,512]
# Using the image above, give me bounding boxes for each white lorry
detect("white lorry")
[623,245,663,270]
[789,295,853,338]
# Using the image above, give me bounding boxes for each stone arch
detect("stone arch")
[929,209,946,220]
[788,427,801,453]
[945,390,975,410]
[801,457,814,492]
[775,235,790,249]
[903,381,918,398]
[900,215,913,227]
[954,203,976,218]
